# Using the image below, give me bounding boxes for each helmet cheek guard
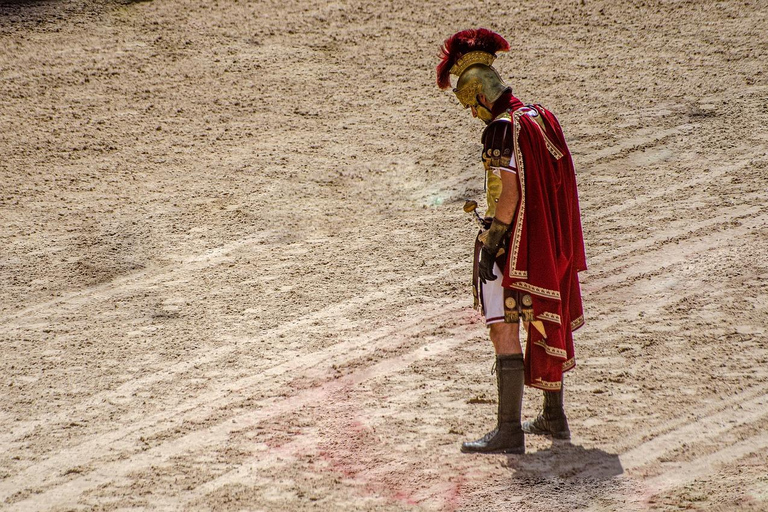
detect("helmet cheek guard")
[453,81,481,109]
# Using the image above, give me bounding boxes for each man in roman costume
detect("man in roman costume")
[436,28,587,454]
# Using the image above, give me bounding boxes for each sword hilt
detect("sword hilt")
[463,199,485,227]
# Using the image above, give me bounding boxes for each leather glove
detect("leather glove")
[478,217,511,284]
[478,246,497,283]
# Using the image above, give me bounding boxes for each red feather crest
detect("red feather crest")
[436,28,510,89]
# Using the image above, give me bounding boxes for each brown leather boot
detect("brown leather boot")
[522,384,570,440]
[461,354,525,454]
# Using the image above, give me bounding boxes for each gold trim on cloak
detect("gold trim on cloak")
[508,108,527,280]
[533,378,562,391]
[538,311,561,325]
[510,281,561,300]
[533,339,568,359]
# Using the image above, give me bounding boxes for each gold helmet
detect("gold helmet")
[436,29,510,122]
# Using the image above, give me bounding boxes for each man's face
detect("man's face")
[468,94,494,124]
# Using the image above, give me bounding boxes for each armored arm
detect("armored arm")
[477,116,519,282]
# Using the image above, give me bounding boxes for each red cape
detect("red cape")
[500,102,587,391]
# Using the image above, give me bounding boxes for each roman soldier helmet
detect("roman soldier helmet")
[436,28,510,120]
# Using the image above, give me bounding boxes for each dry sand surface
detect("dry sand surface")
[1,0,768,510]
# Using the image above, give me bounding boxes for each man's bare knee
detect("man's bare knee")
[489,322,522,355]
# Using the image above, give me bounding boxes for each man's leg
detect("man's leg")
[461,321,525,454]
[488,322,522,355]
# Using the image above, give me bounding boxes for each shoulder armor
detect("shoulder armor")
[481,115,514,169]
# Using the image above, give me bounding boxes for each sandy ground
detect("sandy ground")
[1,0,767,510]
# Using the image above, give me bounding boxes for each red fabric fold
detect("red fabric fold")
[500,104,587,390]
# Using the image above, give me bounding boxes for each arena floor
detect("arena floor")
[1,0,767,510]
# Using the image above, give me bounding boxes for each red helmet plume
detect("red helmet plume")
[436,28,510,89]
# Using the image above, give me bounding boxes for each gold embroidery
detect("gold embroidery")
[507,108,527,280]
[510,281,561,300]
[526,107,563,160]
[562,358,576,372]
[570,316,585,331]
[533,378,561,391]
[538,311,561,325]
[533,339,568,359]
[544,139,563,160]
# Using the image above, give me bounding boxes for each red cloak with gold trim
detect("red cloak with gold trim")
[500,102,587,391]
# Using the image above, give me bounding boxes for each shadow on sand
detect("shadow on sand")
[457,442,631,511]
[503,439,623,481]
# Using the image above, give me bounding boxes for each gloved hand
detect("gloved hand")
[478,246,497,283]
[478,217,510,284]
